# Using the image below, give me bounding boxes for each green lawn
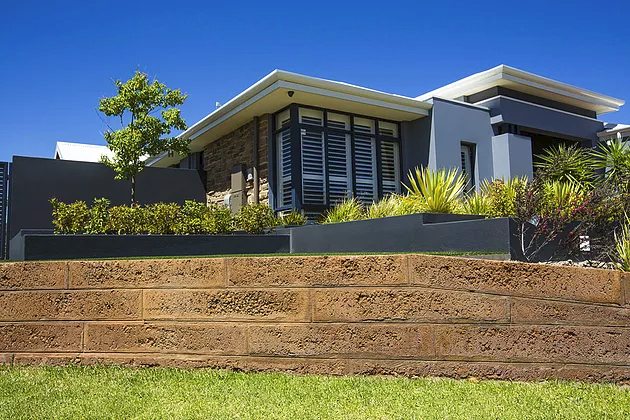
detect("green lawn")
[0,366,628,419]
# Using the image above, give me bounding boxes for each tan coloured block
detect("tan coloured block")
[623,273,630,306]
[0,323,82,352]
[511,297,630,326]
[68,258,225,289]
[313,288,508,323]
[248,324,434,358]
[0,290,142,321]
[226,255,407,287]
[435,325,630,365]
[84,322,246,355]
[0,261,66,290]
[144,289,309,321]
[409,254,622,304]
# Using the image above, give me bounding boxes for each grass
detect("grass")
[0,366,628,419]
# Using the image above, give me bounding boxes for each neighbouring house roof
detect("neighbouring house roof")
[147,69,432,167]
[597,123,630,138]
[54,141,113,162]
[416,64,624,116]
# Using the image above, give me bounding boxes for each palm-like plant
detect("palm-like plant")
[535,144,596,186]
[592,138,630,185]
[404,167,465,214]
[462,192,491,216]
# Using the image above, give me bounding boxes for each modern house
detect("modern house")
[114,65,630,214]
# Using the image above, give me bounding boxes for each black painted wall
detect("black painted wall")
[7,156,206,241]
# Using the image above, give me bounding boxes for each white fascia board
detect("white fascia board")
[416,64,624,112]
[147,70,430,166]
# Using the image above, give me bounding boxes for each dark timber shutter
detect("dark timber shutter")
[327,132,352,204]
[353,133,377,204]
[380,141,400,195]
[277,130,292,208]
[301,128,326,205]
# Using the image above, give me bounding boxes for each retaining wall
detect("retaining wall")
[0,254,629,383]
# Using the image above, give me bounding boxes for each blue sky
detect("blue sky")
[1,0,629,162]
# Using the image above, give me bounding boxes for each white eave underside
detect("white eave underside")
[147,70,431,167]
[416,65,624,116]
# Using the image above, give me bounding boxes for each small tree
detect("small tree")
[99,71,189,204]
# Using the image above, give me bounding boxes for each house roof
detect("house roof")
[147,70,432,167]
[54,141,113,162]
[416,65,624,116]
[597,123,630,138]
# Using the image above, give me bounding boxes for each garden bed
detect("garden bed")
[8,230,290,261]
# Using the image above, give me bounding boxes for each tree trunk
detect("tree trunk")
[131,176,136,206]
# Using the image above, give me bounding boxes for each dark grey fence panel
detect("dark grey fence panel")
[7,156,206,242]
[0,162,8,259]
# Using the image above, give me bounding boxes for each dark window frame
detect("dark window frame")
[271,103,402,213]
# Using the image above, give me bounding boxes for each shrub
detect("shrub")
[50,198,90,234]
[535,144,595,186]
[174,201,211,234]
[278,211,307,226]
[85,198,111,234]
[462,192,491,216]
[234,204,276,234]
[615,215,630,271]
[145,202,181,234]
[108,205,145,234]
[404,167,465,214]
[367,195,402,219]
[323,197,365,224]
[540,180,586,220]
[206,204,234,234]
[481,177,528,218]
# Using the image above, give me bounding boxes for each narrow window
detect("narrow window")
[381,141,400,195]
[301,127,326,205]
[275,110,292,208]
[460,143,475,192]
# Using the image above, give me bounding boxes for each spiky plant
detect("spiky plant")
[540,180,586,219]
[479,177,528,218]
[535,144,595,186]
[462,192,491,216]
[404,167,465,214]
[367,195,402,219]
[322,197,365,224]
[592,138,630,186]
[615,215,630,271]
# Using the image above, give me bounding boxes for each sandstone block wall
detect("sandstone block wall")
[1,254,629,383]
[203,117,269,205]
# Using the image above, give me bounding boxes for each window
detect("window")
[274,105,401,210]
[275,111,292,208]
[460,143,475,192]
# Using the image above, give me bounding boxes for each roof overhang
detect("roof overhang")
[416,65,624,116]
[148,70,431,167]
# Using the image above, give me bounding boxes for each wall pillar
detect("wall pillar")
[492,133,533,180]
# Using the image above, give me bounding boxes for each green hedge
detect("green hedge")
[50,199,304,235]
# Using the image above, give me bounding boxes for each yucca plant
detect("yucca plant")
[322,197,365,224]
[535,144,596,186]
[404,167,465,214]
[592,138,630,186]
[615,215,630,271]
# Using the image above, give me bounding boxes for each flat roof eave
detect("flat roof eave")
[148,70,431,167]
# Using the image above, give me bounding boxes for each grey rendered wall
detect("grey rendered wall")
[492,133,533,180]
[428,98,495,188]
[481,97,605,143]
[401,116,431,174]
[7,156,206,241]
